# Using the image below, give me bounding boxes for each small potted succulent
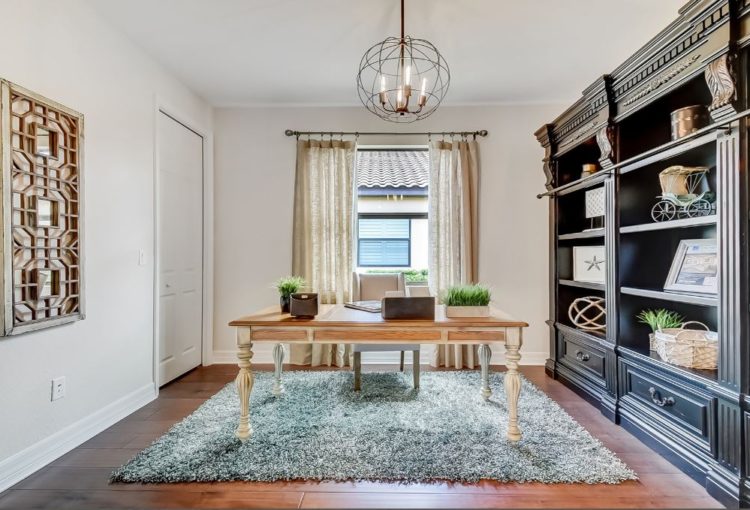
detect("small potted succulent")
[636,308,684,351]
[444,284,491,318]
[275,276,306,314]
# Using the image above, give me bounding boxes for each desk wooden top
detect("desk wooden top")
[229,304,528,328]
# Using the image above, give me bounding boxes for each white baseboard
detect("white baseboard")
[0,382,157,493]
[211,348,548,366]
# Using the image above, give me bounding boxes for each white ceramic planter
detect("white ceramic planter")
[445,305,490,318]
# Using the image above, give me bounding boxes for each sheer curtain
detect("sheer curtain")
[428,139,481,368]
[289,139,356,366]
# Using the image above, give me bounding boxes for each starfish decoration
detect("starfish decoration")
[585,255,604,271]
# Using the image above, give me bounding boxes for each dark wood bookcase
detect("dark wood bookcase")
[536,0,749,505]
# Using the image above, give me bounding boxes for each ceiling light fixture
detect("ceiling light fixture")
[356,0,450,123]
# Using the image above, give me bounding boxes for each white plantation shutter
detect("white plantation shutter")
[358,218,410,266]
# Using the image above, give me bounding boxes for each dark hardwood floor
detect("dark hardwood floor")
[0,364,723,509]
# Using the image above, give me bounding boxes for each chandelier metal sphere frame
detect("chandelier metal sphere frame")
[356,0,450,123]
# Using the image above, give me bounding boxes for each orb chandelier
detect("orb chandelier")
[356,0,450,123]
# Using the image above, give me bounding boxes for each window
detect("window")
[356,147,429,277]
[358,217,411,267]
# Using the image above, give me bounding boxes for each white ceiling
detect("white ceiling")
[88,0,686,107]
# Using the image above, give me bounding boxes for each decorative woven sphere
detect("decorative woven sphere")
[568,296,606,332]
[356,36,450,123]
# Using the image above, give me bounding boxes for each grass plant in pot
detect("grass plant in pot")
[636,309,684,351]
[275,276,305,314]
[444,284,491,318]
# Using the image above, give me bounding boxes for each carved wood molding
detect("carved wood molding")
[559,120,598,150]
[623,54,701,107]
[705,53,737,117]
[613,1,730,102]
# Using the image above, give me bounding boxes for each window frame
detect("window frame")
[355,145,429,270]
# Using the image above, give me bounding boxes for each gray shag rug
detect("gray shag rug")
[111,370,636,484]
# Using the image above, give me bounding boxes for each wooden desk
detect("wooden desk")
[229,305,529,442]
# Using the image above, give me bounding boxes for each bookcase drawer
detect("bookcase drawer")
[619,359,713,442]
[559,331,606,381]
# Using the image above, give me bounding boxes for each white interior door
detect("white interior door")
[158,112,203,386]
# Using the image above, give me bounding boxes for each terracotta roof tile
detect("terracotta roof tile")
[357,150,428,188]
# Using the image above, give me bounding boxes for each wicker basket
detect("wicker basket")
[653,321,718,370]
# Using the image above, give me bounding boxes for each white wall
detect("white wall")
[0,0,212,487]
[213,104,563,365]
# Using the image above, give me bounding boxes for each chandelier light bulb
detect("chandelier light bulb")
[419,77,427,107]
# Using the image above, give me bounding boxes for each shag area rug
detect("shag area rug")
[111,370,636,484]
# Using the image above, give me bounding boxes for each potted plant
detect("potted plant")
[636,308,684,351]
[444,284,491,318]
[275,276,305,313]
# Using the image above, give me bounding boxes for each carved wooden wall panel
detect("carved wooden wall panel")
[1,80,84,335]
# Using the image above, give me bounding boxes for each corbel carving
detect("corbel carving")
[535,124,556,190]
[705,54,737,122]
[596,123,616,169]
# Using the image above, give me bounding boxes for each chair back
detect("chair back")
[352,272,405,301]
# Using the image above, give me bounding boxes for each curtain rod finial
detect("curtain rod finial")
[284,129,295,137]
[479,130,488,137]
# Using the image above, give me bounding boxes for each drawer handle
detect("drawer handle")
[648,386,675,407]
[575,351,590,362]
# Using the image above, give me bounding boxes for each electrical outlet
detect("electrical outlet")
[138,249,146,266]
[51,376,66,401]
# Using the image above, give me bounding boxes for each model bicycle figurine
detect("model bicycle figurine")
[651,165,715,222]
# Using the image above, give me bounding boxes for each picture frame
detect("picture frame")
[573,246,606,283]
[664,239,718,295]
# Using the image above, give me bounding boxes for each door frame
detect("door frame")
[153,97,214,390]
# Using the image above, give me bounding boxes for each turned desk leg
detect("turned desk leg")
[478,343,492,400]
[235,334,255,441]
[272,343,285,396]
[353,351,362,391]
[504,328,523,442]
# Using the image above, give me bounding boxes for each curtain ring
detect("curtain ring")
[473,133,477,141]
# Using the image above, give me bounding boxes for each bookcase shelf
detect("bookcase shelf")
[620,286,717,307]
[558,229,605,240]
[538,169,610,198]
[535,2,749,502]
[620,215,716,234]
[618,130,719,175]
[559,279,605,291]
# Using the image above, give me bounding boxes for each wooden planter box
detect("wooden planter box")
[445,305,490,318]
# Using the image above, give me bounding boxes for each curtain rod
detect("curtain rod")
[284,129,488,139]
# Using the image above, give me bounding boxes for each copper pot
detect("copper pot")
[581,163,597,179]
[671,105,709,140]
